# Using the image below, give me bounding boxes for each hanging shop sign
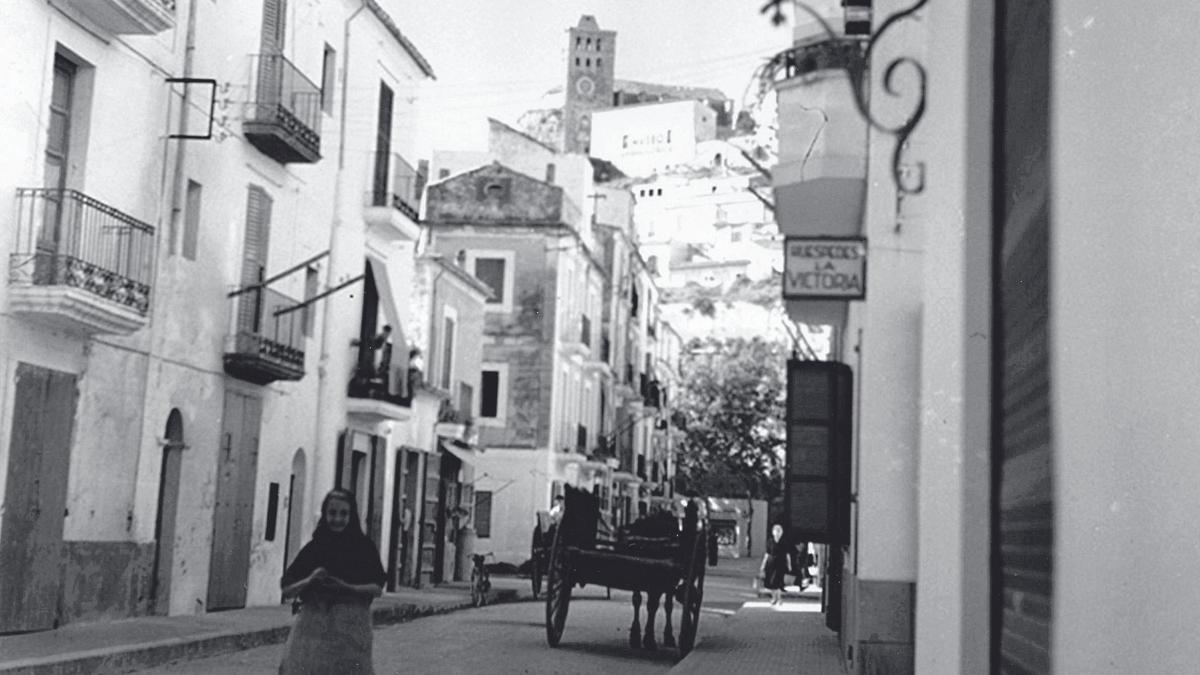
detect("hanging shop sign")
[783,236,867,300]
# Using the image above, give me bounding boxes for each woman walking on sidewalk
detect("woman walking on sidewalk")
[760,523,794,606]
[280,488,386,674]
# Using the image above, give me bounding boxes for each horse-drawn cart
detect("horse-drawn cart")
[543,485,711,658]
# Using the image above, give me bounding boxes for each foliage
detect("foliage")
[673,336,786,502]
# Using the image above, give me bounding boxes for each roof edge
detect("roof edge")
[366,0,436,79]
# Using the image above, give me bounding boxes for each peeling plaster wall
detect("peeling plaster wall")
[424,164,578,226]
[63,343,148,541]
[430,232,557,450]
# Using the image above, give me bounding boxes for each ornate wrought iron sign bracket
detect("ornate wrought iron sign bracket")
[761,0,928,195]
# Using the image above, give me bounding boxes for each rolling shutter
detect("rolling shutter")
[994,1,1054,672]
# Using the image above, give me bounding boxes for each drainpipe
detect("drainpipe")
[313,0,369,517]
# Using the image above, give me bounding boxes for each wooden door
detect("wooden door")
[283,449,306,573]
[207,391,262,611]
[152,410,185,615]
[366,436,386,548]
[0,363,78,632]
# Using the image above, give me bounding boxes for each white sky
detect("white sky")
[398,0,796,158]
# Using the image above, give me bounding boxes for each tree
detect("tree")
[673,336,787,502]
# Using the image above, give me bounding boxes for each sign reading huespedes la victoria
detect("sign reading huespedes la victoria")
[783,236,867,300]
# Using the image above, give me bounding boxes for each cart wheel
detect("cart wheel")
[677,527,707,658]
[544,524,571,647]
[530,527,543,599]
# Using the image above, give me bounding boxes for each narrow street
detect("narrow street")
[138,558,802,674]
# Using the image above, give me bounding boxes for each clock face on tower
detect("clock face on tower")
[575,75,596,99]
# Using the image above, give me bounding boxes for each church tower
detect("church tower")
[563,15,616,154]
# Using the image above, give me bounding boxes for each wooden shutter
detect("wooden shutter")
[239,185,272,332]
[0,364,77,632]
[372,82,394,205]
[784,360,852,545]
[994,1,1054,672]
[260,0,286,53]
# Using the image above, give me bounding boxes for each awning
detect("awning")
[440,438,480,465]
[612,471,643,485]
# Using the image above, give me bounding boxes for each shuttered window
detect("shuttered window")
[260,0,286,53]
[239,185,272,332]
[994,2,1053,672]
[473,258,506,304]
[474,491,492,538]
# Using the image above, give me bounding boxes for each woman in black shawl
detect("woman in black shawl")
[759,523,795,606]
[279,488,386,674]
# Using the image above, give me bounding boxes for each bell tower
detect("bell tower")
[563,15,616,154]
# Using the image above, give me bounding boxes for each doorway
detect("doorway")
[207,390,262,611]
[283,448,306,576]
[151,410,185,615]
[0,363,78,633]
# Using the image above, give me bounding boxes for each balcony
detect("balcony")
[8,188,154,335]
[347,363,415,424]
[243,54,322,164]
[641,378,662,409]
[62,0,175,34]
[364,152,422,242]
[224,287,305,384]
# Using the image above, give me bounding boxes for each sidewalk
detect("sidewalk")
[0,579,523,675]
[672,557,846,675]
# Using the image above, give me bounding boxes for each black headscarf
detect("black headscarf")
[281,489,386,587]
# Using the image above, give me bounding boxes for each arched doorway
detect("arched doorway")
[283,449,306,576]
[152,409,185,616]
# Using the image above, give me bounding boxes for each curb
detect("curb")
[0,589,518,675]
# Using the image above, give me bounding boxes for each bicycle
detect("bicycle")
[470,552,493,607]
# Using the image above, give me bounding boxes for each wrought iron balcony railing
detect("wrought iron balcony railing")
[348,362,416,408]
[224,286,305,384]
[244,53,322,164]
[9,188,154,314]
[369,152,421,221]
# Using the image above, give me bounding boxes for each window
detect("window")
[474,491,492,538]
[320,44,336,113]
[182,179,201,260]
[265,482,280,541]
[545,163,556,183]
[597,58,603,68]
[467,250,515,312]
[440,312,456,390]
[438,168,450,179]
[474,257,506,303]
[478,365,507,425]
[480,370,499,418]
[303,266,319,336]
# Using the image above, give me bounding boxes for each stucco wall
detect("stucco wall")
[1051,3,1200,672]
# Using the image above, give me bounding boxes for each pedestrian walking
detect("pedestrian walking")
[759,523,794,606]
[279,488,386,674]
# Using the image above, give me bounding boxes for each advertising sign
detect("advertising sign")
[783,236,867,300]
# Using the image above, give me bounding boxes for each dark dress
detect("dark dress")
[763,539,794,590]
[279,529,386,674]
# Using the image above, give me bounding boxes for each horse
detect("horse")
[617,508,680,650]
